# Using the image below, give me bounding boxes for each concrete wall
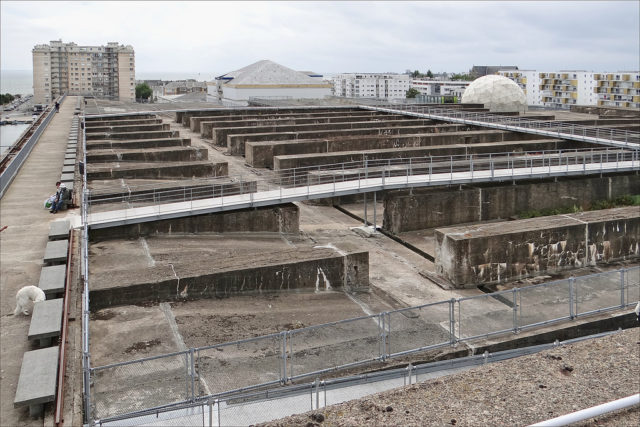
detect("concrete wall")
[434,206,640,287]
[384,174,640,233]
[89,203,300,241]
[89,250,369,310]
[87,161,227,180]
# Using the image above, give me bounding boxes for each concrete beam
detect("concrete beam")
[86,137,191,150]
[435,206,640,287]
[86,130,178,141]
[86,147,208,163]
[87,161,227,180]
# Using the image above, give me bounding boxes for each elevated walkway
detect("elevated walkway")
[361,105,640,149]
[82,152,639,230]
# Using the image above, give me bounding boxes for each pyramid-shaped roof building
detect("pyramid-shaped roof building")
[218,60,327,87]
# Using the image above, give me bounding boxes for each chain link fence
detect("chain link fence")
[89,266,640,423]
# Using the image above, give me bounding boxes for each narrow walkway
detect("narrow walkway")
[0,96,78,426]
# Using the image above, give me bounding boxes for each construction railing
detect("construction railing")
[83,147,640,229]
[86,266,639,423]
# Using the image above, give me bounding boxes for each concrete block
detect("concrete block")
[64,153,76,160]
[43,240,68,266]
[63,159,76,167]
[60,173,74,183]
[48,220,70,241]
[13,346,59,417]
[28,298,63,347]
[61,165,75,174]
[38,265,66,298]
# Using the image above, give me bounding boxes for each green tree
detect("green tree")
[406,88,420,98]
[135,83,152,101]
[450,73,474,81]
[0,93,15,105]
[426,69,434,78]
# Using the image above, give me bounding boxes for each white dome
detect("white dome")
[461,75,527,113]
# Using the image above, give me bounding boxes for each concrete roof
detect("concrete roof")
[219,60,322,86]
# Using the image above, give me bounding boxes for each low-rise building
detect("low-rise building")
[411,79,470,98]
[332,73,410,100]
[213,60,332,107]
[593,72,640,109]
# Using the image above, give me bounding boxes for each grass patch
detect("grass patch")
[517,194,640,219]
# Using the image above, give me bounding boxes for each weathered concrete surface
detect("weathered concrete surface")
[89,236,369,309]
[85,123,169,134]
[86,146,208,163]
[384,173,640,233]
[85,113,157,122]
[84,118,163,128]
[177,107,365,126]
[272,132,552,170]
[249,128,546,163]
[86,130,178,141]
[205,119,438,147]
[189,111,398,132]
[245,124,492,168]
[435,206,640,287]
[1,96,80,427]
[89,203,300,241]
[570,105,640,118]
[13,346,59,410]
[87,160,227,180]
[86,137,191,150]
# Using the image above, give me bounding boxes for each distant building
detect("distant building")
[411,79,470,98]
[469,65,518,79]
[496,70,639,109]
[332,73,410,100]
[213,60,332,107]
[163,80,207,95]
[496,70,542,106]
[593,72,640,109]
[32,40,135,104]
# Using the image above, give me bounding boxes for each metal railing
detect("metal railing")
[86,266,639,423]
[95,330,623,427]
[84,147,640,229]
[362,104,640,148]
[0,94,66,198]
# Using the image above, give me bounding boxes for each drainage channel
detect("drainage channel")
[332,204,435,262]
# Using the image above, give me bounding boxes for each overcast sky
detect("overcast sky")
[1,1,638,76]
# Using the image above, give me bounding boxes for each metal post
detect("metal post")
[281,331,287,385]
[620,269,625,308]
[315,378,320,410]
[512,288,518,334]
[363,192,367,226]
[373,192,377,233]
[569,276,576,319]
[190,348,196,401]
[449,298,456,346]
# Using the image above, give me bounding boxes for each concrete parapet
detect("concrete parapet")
[434,206,640,287]
[84,123,169,133]
[87,161,227,180]
[384,173,640,233]
[84,118,163,128]
[86,130,178,141]
[89,203,298,241]
[86,137,191,150]
[204,119,437,147]
[273,134,559,170]
[86,147,208,163]
[176,107,362,126]
[85,113,157,122]
[89,250,369,310]
[188,111,396,132]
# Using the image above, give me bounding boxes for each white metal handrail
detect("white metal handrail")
[362,104,640,149]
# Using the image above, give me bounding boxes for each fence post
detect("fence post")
[569,276,576,319]
[620,269,625,308]
[449,298,456,346]
[512,288,519,334]
[281,331,287,385]
[190,348,196,401]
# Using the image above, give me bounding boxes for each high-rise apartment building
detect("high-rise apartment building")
[32,40,135,104]
[496,70,542,106]
[593,72,640,109]
[332,73,410,100]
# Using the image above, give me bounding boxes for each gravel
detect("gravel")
[262,326,640,426]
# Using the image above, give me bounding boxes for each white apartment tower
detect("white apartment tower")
[332,73,410,100]
[32,40,135,104]
[496,70,542,106]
